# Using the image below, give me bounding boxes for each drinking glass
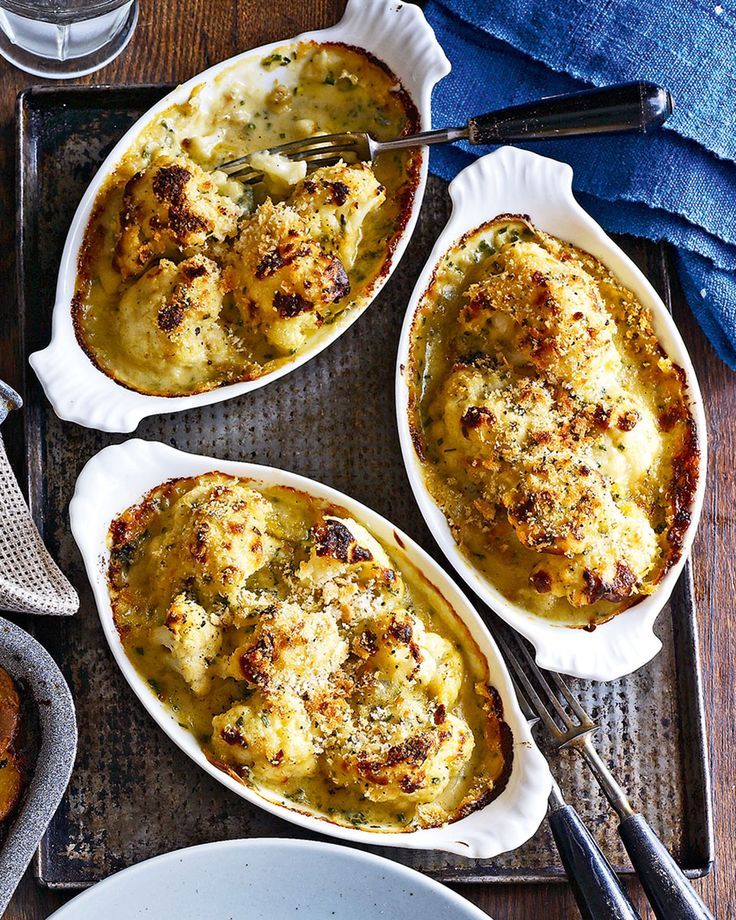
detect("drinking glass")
[0,0,139,78]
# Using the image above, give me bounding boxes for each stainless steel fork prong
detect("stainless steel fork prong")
[229,158,349,185]
[498,635,565,739]
[495,625,633,814]
[548,668,595,727]
[494,629,597,748]
[217,132,372,183]
[513,635,584,729]
[217,132,361,172]
[222,152,355,184]
[215,126,466,184]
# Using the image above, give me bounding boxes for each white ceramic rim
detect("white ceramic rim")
[29,0,451,433]
[69,437,552,859]
[395,146,708,682]
[47,838,491,919]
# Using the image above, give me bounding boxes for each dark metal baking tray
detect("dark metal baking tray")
[15,84,713,886]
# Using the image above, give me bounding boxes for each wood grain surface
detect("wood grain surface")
[0,1,732,917]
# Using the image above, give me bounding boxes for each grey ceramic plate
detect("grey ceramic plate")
[48,838,492,919]
[0,616,77,915]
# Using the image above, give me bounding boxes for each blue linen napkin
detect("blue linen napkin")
[425,0,736,369]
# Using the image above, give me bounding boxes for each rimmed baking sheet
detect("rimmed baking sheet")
[15,84,712,885]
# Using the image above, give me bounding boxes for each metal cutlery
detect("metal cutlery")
[495,622,714,920]
[515,682,642,919]
[218,81,673,184]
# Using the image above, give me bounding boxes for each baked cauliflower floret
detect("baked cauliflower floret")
[114,154,241,278]
[598,398,661,486]
[247,150,307,198]
[420,630,464,708]
[463,239,620,401]
[146,478,277,605]
[326,695,474,803]
[225,199,350,354]
[504,460,612,557]
[367,609,429,684]
[226,600,348,695]
[528,496,658,605]
[298,516,397,588]
[290,162,385,269]
[301,47,359,86]
[432,363,556,492]
[160,593,222,696]
[117,255,235,385]
[431,356,660,608]
[365,610,462,706]
[211,692,318,783]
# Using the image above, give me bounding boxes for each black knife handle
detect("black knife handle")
[549,804,642,920]
[468,82,673,144]
[619,814,714,920]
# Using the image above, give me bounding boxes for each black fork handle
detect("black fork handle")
[619,814,714,920]
[549,804,642,920]
[468,82,673,144]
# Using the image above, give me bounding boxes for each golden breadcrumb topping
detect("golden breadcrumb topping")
[108,473,510,831]
[407,217,698,627]
[224,198,350,355]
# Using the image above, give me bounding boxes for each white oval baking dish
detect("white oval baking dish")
[70,438,551,858]
[396,147,707,682]
[30,0,450,433]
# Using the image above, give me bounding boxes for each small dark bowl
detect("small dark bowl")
[0,616,76,914]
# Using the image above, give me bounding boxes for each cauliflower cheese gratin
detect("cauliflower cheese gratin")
[107,472,512,832]
[74,42,420,396]
[407,217,699,629]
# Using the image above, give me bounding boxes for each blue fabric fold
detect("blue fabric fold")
[425,0,736,369]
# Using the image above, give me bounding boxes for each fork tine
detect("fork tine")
[228,155,346,185]
[228,149,356,184]
[297,146,359,162]
[299,151,355,167]
[512,637,577,728]
[218,137,333,172]
[218,133,361,174]
[273,131,357,150]
[222,151,355,183]
[507,673,540,726]
[508,673,531,716]
[548,669,595,727]
[229,169,260,185]
[495,632,565,740]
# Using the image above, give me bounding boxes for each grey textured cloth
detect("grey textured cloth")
[0,382,78,616]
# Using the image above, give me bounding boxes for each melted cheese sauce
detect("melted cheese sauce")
[107,473,510,832]
[75,42,420,395]
[407,218,698,628]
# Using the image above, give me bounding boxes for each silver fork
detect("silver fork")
[494,624,714,920]
[507,672,641,919]
[217,82,673,184]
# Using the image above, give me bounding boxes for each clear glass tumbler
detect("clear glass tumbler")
[0,0,139,78]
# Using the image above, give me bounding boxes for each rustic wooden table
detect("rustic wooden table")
[0,1,732,917]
